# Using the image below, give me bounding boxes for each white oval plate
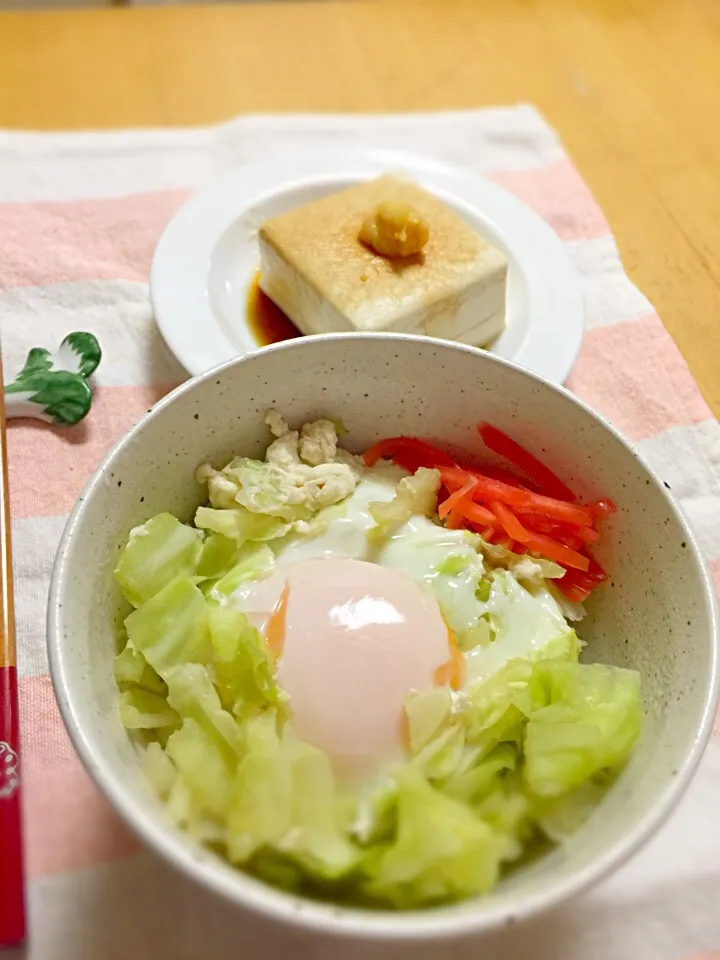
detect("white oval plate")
[151,149,584,383]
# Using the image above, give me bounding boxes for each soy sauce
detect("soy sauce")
[246,271,302,346]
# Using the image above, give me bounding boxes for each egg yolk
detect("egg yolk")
[241,558,453,779]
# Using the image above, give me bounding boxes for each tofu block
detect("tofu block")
[257,175,508,346]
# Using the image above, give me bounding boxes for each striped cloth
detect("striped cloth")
[1,107,718,960]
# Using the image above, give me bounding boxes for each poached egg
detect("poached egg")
[232,557,453,779]
[226,466,572,780]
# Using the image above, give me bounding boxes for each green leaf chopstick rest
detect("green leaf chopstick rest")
[4,332,102,427]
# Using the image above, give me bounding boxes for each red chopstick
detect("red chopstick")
[0,356,26,947]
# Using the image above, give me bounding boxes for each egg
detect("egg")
[227,466,574,777]
[233,557,451,779]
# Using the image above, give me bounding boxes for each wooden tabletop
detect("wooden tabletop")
[1,0,718,417]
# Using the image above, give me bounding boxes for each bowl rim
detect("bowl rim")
[47,332,720,941]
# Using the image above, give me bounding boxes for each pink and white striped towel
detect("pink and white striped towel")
[1,106,719,960]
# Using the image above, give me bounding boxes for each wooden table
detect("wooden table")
[1,0,718,417]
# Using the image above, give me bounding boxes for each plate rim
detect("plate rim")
[150,147,585,384]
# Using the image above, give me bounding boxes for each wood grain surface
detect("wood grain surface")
[0,0,718,416]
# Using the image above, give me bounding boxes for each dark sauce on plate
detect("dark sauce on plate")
[246,271,303,346]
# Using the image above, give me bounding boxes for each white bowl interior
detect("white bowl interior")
[49,335,718,941]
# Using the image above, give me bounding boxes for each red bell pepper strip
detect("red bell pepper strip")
[557,558,607,600]
[478,422,576,501]
[457,462,531,489]
[557,577,592,603]
[364,429,612,598]
[517,514,584,549]
[489,500,528,542]
[522,532,590,571]
[363,437,456,470]
[577,525,600,544]
[445,509,465,530]
[556,533,584,550]
[489,500,590,571]
[577,557,607,586]
[516,512,600,544]
[451,499,497,528]
[440,467,595,528]
[438,476,479,519]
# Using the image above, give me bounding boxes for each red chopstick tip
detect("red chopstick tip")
[0,666,26,948]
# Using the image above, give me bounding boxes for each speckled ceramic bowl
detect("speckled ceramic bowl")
[48,334,719,943]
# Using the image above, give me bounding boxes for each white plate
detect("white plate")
[151,149,584,383]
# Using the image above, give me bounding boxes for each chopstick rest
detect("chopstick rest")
[4,332,102,426]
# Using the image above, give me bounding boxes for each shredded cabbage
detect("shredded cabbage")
[195,506,291,545]
[207,603,285,719]
[196,413,359,524]
[118,689,179,730]
[196,533,239,579]
[114,644,166,694]
[115,513,202,607]
[166,717,235,823]
[125,577,211,677]
[368,467,440,540]
[522,660,643,797]
[227,712,360,880]
[209,544,275,600]
[362,767,514,907]
[405,687,452,754]
[142,741,177,800]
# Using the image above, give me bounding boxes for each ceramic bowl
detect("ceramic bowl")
[48,334,719,943]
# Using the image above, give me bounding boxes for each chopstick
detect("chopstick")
[0,352,26,948]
